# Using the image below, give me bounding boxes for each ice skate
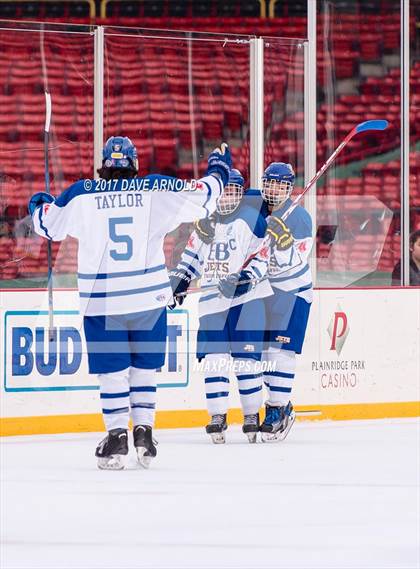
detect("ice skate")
[260,402,295,442]
[133,425,157,469]
[95,428,128,470]
[205,414,227,444]
[242,413,260,443]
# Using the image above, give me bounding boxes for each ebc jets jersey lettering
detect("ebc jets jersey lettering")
[176,204,272,317]
[32,174,223,316]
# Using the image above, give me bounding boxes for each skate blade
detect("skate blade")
[277,413,296,441]
[97,455,125,470]
[261,431,281,443]
[261,414,296,443]
[210,432,226,444]
[136,447,153,469]
[246,432,258,444]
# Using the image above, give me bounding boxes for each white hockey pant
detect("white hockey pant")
[98,367,157,431]
[204,354,263,416]
[262,347,296,407]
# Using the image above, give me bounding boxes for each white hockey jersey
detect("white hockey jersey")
[31,174,223,316]
[175,203,273,317]
[262,198,313,303]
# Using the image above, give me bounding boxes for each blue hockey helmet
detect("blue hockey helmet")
[261,162,295,207]
[228,168,245,187]
[102,136,138,171]
[216,168,245,215]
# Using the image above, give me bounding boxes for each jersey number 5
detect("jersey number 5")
[109,217,133,261]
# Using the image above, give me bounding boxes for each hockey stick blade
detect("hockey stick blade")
[355,119,388,133]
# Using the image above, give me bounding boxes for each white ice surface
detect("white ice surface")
[1,419,419,569]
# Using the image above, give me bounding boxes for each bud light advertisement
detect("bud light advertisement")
[4,310,189,392]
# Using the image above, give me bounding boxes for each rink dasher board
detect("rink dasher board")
[0,287,419,436]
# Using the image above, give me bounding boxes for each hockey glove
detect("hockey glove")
[28,192,55,216]
[266,216,294,251]
[194,213,217,245]
[168,269,192,309]
[206,143,232,187]
[218,270,254,299]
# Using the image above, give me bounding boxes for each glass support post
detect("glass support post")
[250,37,264,188]
[94,26,104,179]
[305,0,317,282]
[401,0,410,285]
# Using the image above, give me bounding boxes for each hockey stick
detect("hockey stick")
[176,275,263,297]
[174,119,389,300]
[281,119,389,222]
[44,91,54,340]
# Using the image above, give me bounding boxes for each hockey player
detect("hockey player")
[28,136,232,469]
[169,169,272,444]
[258,162,313,442]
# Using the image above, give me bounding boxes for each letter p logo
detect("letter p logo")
[327,306,349,356]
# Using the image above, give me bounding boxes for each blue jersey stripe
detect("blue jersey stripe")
[79,281,169,298]
[78,264,166,280]
[55,176,196,207]
[38,207,52,240]
[202,180,213,217]
[199,292,219,302]
[269,386,292,393]
[184,249,200,261]
[279,283,313,295]
[270,264,310,283]
[201,283,216,289]
[179,261,201,279]
[130,386,157,393]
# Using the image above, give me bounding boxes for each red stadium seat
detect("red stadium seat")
[153,137,179,170]
[201,112,224,140]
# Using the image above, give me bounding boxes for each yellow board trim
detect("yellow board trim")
[1,402,419,437]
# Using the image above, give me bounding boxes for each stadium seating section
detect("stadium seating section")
[0,3,419,282]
